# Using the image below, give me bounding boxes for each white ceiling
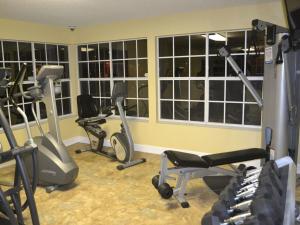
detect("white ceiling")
[0,0,277,27]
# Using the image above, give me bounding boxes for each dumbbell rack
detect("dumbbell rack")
[201,157,296,225]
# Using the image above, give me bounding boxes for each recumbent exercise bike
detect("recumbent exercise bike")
[76,82,146,170]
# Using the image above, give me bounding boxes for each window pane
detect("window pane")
[126,81,137,98]
[35,43,46,61]
[161,101,173,119]
[138,59,148,77]
[190,102,204,121]
[226,81,243,101]
[56,99,62,116]
[58,45,68,61]
[190,80,205,100]
[137,39,147,58]
[227,55,244,77]
[78,45,87,61]
[209,81,224,101]
[100,98,111,113]
[3,41,18,61]
[209,103,224,123]
[174,36,189,56]
[18,42,32,61]
[61,63,69,79]
[159,37,173,57]
[46,44,58,61]
[5,63,19,79]
[89,62,99,78]
[62,82,70,98]
[112,60,124,77]
[227,31,245,54]
[246,55,264,76]
[79,63,88,78]
[124,40,136,58]
[100,61,110,78]
[160,81,173,99]
[11,105,24,125]
[89,81,100,97]
[174,80,188,100]
[191,57,205,77]
[247,30,265,54]
[62,98,71,115]
[245,81,263,102]
[138,100,148,117]
[209,56,225,76]
[175,101,188,120]
[138,81,148,98]
[209,32,226,55]
[159,58,173,77]
[24,63,34,81]
[174,58,189,77]
[100,81,111,97]
[225,103,243,124]
[24,104,35,122]
[88,44,98,60]
[244,104,261,125]
[126,99,137,117]
[80,81,89,94]
[39,102,47,119]
[191,34,206,55]
[99,43,110,60]
[112,42,123,59]
[125,60,137,77]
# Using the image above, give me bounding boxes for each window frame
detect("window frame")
[77,38,149,119]
[157,29,264,129]
[0,40,72,130]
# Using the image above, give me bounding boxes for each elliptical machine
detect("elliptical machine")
[0,65,40,225]
[76,82,146,170]
[24,65,79,193]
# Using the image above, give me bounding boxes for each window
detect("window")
[158,30,264,127]
[0,40,71,127]
[78,38,148,118]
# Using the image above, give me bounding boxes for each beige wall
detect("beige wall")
[0,1,286,153]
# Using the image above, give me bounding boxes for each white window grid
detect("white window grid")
[0,40,71,127]
[157,29,264,128]
[78,38,149,118]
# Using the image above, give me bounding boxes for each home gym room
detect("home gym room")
[0,0,299,224]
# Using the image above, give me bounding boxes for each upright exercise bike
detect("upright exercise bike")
[0,65,40,225]
[76,82,146,170]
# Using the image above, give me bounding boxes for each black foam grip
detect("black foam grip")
[0,151,13,164]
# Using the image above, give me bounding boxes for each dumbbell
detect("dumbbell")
[220,195,282,225]
[212,183,279,220]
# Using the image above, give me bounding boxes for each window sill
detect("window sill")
[158,119,261,131]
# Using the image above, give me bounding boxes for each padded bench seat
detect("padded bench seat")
[165,148,267,168]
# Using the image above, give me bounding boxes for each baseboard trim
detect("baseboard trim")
[68,136,261,167]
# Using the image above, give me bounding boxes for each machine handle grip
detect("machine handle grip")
[0,151,13,164]
[9,63,27,98]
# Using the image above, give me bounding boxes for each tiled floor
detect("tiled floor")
[0,144,217,225]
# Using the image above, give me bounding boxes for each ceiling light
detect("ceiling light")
[206,33,226,42]
[81,47,94,52]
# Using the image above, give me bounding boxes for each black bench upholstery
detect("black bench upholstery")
[165,148,267,168]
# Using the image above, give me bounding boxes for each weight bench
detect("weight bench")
[152,148,268,208]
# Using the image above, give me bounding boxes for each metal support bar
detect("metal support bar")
[219,47,263,108]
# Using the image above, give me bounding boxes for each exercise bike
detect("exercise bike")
[76,82,146,170]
